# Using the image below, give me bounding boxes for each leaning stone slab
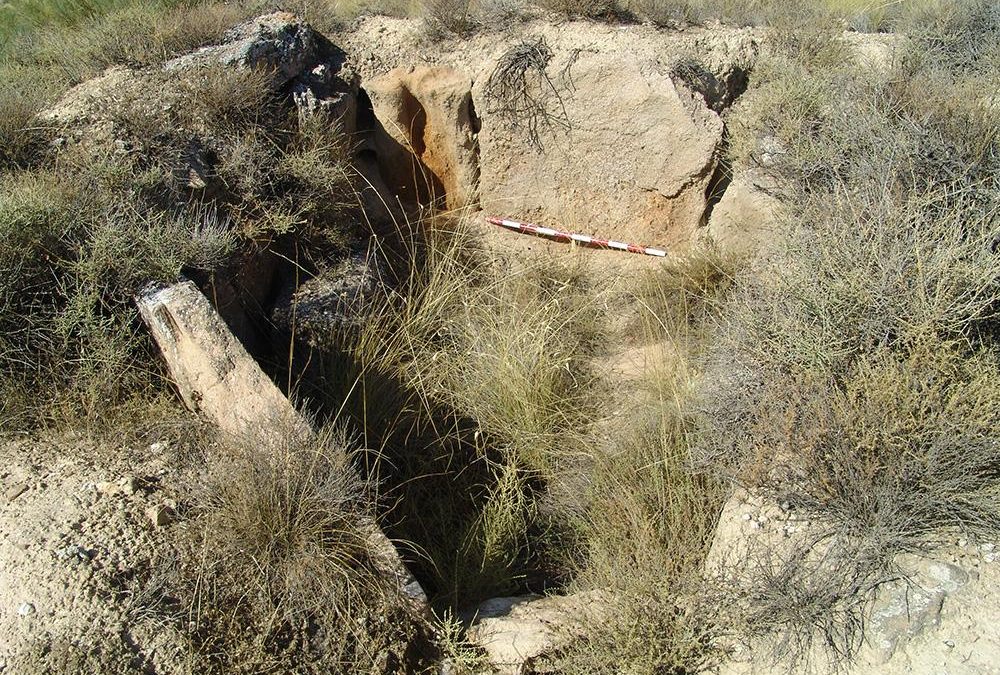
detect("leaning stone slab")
[137,281,310,441]
[136,280,427,606]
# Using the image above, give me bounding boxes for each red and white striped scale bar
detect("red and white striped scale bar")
[486,216,667,257]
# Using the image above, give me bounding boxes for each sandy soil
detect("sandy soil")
[0,434,195,673]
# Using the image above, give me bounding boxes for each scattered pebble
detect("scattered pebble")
[3,482,29,504]
[742,513,753,521]
[943,639,956,649]
[96,481,118,495]
[118,476,138,496]
[958,538,968,548]
[149,441,169,454]
[56,544,92,562]
[980,542,995,553]
[146,503,174,527]
[17,603,35,616]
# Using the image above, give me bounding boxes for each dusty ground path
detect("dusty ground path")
[0,433,195,673]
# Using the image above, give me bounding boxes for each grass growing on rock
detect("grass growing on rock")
[693,0,1000,663]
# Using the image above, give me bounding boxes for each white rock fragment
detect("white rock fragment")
[146,504,174,527]
[17,603,35,616]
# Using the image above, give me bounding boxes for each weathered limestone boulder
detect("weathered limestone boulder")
[165,12,323,85]
[473,49,724,248]
[466,592,606,674]
[365,66,479,210]
[38,66,141,127]
[702,169,784,255]
[271,252,385,345]
[165,11,359,126]
[45,13,357,133]
[709,489,1000,674]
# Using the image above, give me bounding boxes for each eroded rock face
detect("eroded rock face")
[474,49,724,247]
[365,65,480,210]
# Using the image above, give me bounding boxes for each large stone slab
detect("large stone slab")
[466,591,608,674]
[137,281,309,441]
[136,280,427,607]
[473,48,724,248]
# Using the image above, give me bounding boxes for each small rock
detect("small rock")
[943,639,956,649]
[96,481,118,495]
[149,441,168,454]
[980,542,995,553]
[56,544,92,562]
[146,503,174,527]
[117,475,138,496]
[958,538,968,547]
[4,481,29,503]
[17,603,35,616]
[742,513,753,521]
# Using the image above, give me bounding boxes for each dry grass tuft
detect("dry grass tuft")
[694,1,1000,663]
[482,37,569,151]
[175,424,433,672]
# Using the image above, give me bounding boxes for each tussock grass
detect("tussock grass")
[174,424,433,673]
[310,214,605,608]
[538,0,971,30]
[550,250,736,673]
[420,0,531,37]
[3,1,251,85]
[0,59,359,433]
